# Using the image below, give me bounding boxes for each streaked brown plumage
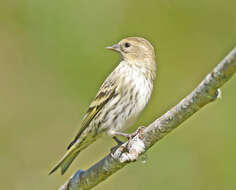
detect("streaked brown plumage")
[49,37,157,175]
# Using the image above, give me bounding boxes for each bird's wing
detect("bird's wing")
[67,78,117,150]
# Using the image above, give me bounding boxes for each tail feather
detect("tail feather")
[49,147,80,175]
[60,151,80,175]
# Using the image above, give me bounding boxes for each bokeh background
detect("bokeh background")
[1,0,236,189]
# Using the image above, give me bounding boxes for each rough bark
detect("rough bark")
[59,46,236,190]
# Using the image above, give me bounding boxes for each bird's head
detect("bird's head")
[107,37,156,63]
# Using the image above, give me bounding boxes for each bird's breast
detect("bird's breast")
[107,67,153,132]
[123,69,153,113]
[95,63,154,135]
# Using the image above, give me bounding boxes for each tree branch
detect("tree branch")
[59,46,236,190]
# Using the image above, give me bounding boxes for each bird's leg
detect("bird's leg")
[110,127,145,154]
[128,126,145,139]
[112,131,130,138]
[112,136,124,145]
[113,126,145,140]
[110,127,146,161]
[110,137,126,155]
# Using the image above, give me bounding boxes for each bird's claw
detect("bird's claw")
[110,126,145,161]
[128,126,145,140]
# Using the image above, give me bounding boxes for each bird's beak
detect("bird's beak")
[106,44,120,52]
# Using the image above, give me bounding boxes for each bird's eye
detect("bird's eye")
[124,42,131,48]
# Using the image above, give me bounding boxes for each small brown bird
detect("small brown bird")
[49,37,157,175]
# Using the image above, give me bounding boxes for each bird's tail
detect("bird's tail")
[49,146,80,175]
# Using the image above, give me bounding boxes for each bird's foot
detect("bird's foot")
[110,136,124,153]
[127,126,145,140]
[110,126,146,162]
[112,126,145,140]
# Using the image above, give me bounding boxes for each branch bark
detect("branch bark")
[59,46,236,190]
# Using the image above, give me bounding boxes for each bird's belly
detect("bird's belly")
[99,76,152,135]
[104,102,140,135]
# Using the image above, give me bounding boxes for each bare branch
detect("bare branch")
[59,46,236,190]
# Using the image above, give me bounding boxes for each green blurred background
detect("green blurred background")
[1,0,236,189]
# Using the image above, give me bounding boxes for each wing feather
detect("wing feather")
[67,79,117,150]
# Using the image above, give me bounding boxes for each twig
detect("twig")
[59,46,236,190]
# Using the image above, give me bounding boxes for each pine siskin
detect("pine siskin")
[49,37,157,175]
